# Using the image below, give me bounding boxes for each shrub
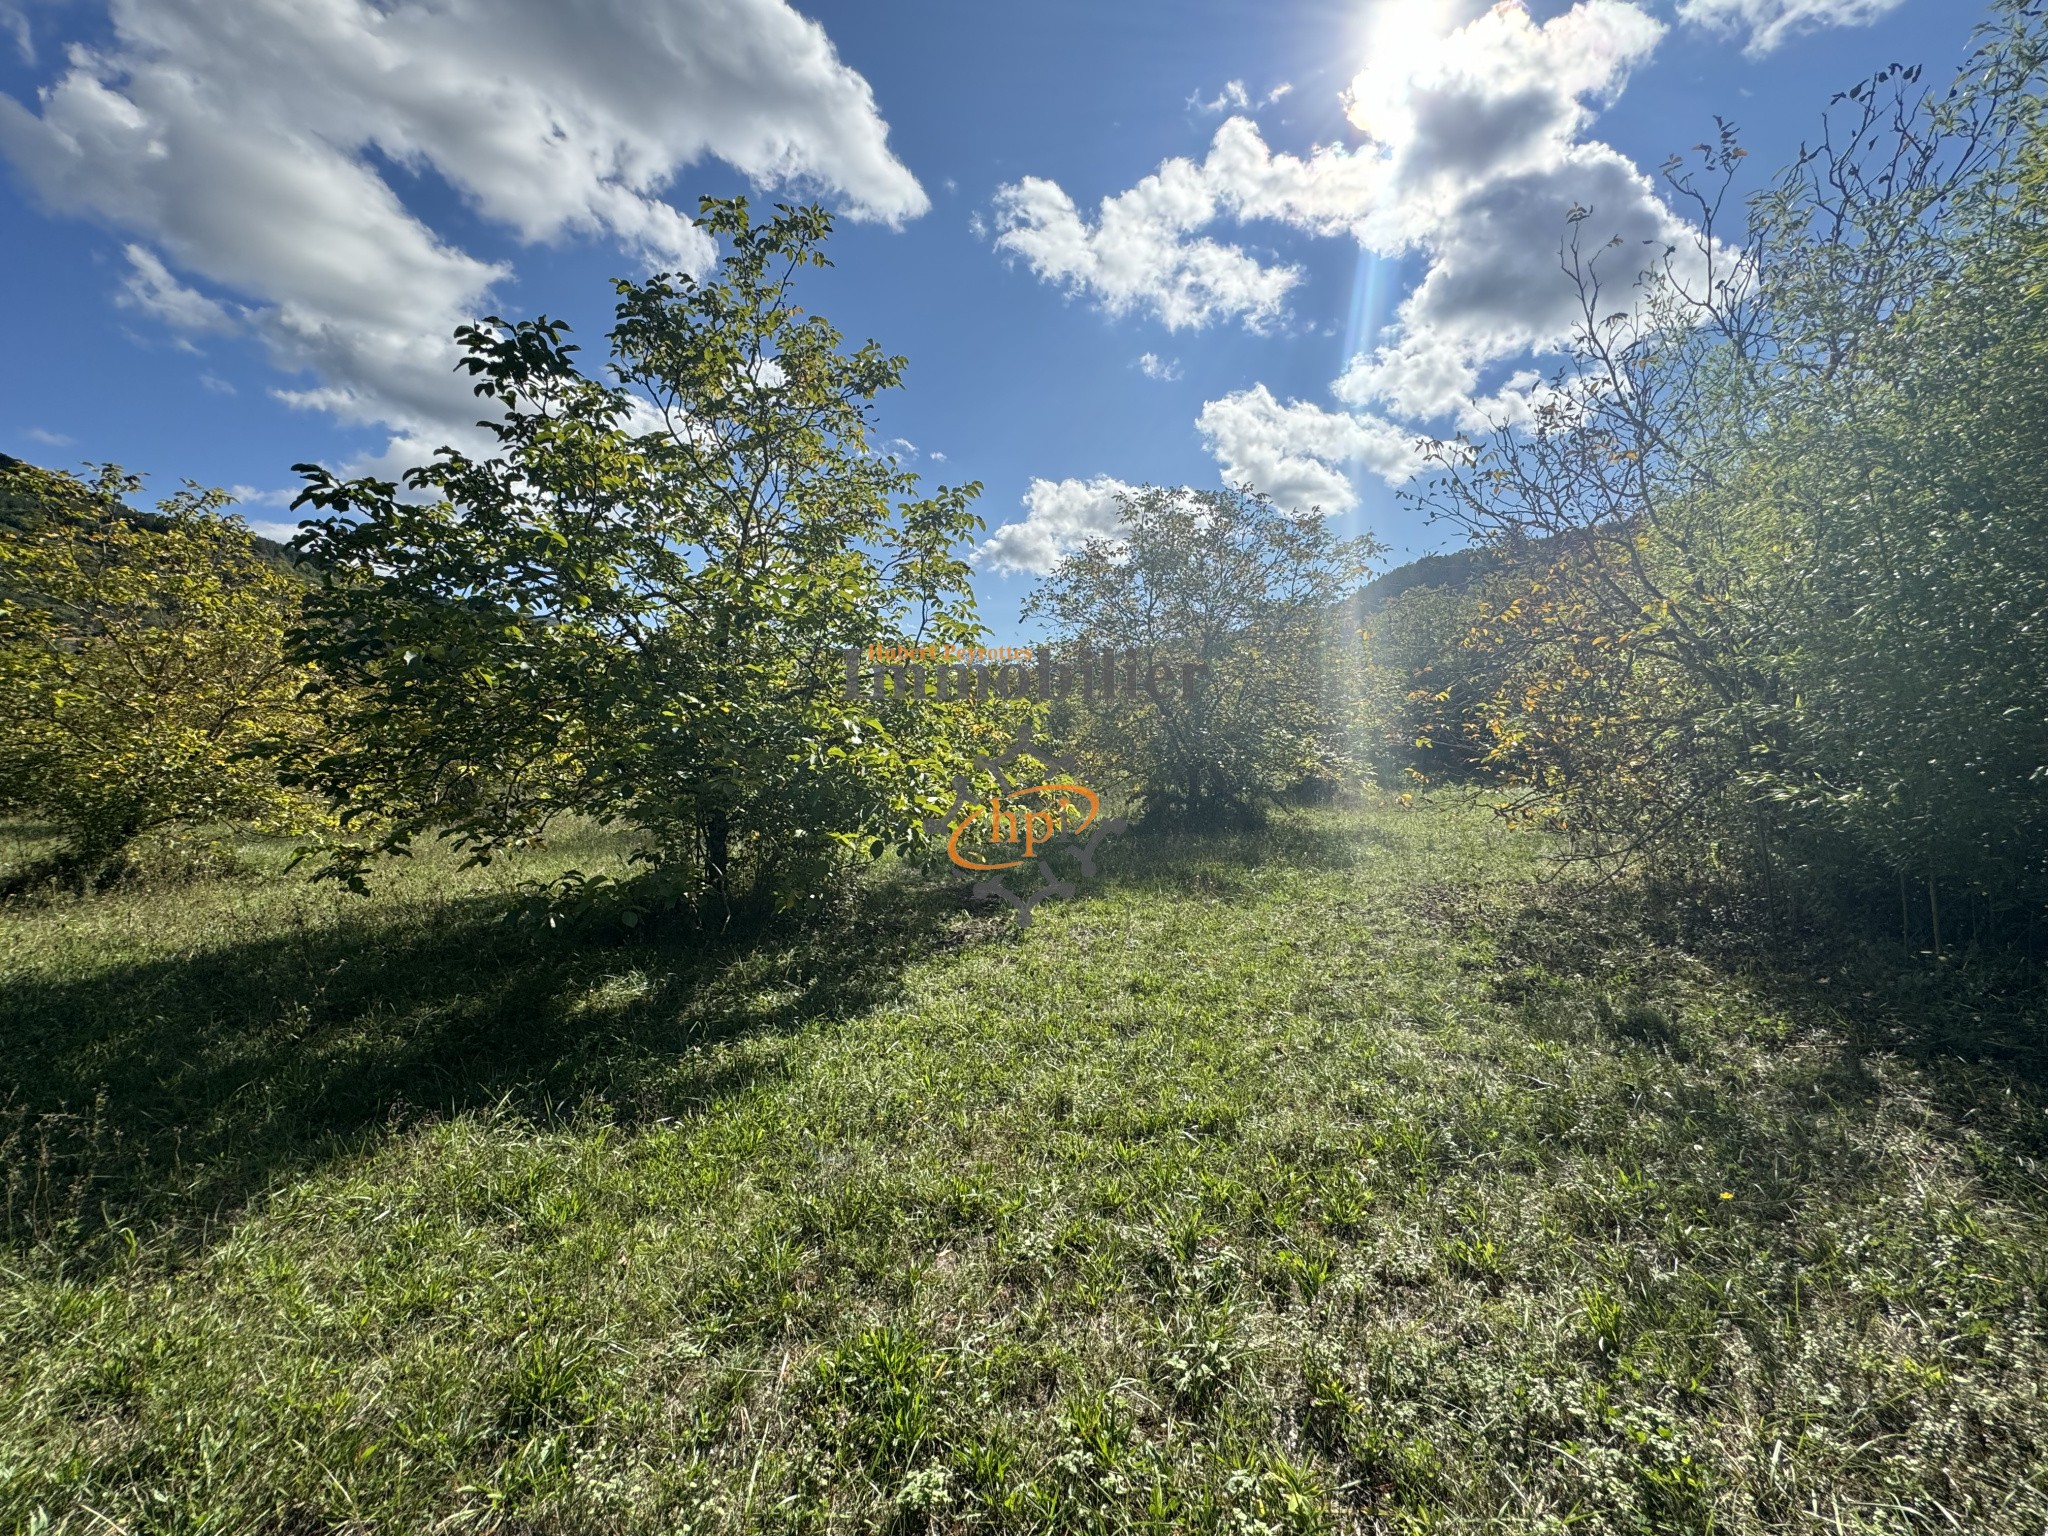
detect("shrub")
[0,462,321,881]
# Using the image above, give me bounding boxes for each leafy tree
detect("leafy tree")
[1354,555,1510,785]
[1357,582,1478,784]
[1420,0,2048,939]
[1025,485,1379,824]
[287,199,986,901]
[0,461,322,879]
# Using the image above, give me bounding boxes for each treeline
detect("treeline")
[5,7,2044,956]
[0,200,1378,902]
[1356,1,2048,953]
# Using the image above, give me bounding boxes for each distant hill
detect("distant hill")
[1351,545,1505,619]
[0,454,308,575]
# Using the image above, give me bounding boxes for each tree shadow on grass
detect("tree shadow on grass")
[1491,885,2048,1219]
[1069,808,1392,906]
[0,865,983,1268]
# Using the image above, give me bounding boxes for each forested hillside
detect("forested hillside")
[0,454,306,571]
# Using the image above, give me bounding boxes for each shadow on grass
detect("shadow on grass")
[1493,885,2048,1216]
[1069,807,1390,905]
[0,865,987,1266]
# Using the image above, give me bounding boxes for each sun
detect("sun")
[1344,0,1473,143]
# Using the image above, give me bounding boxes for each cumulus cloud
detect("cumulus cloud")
[1136,352,1182,381]
[989,113,1408,333]
[0,0,925,465]
[1675,0,1907,57]
[1197,385,1422,512]
[976,475,1136,576]
[992,0,1699,516]
[990,169,1300,332]
[1323,0,1696,439]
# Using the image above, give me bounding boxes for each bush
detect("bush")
[1417,6,2048,938]
[0,462,322,882]
[1025,485,1379,825]
[286,198,989,903]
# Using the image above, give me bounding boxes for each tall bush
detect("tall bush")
[0,462,321,879]
[286,199,987,901]
[1419,2,2048,937]
[1025,485,1379,824]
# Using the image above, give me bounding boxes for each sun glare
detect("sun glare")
[1346,0,1469,142]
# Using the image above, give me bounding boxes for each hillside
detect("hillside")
[1350,545,1506,619]
[0,453,307,574]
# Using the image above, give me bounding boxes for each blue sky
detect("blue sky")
[0,0,1987,642]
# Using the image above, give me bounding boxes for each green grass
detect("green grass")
[1,801,2045,1532]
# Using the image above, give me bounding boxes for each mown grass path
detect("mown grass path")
[2,803,2044,1532]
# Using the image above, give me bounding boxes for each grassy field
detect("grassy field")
[1,801,2044,1533]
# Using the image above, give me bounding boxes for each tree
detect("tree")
[0,461,322,880]
[1419,0,2048,937]
[286,198,987,901]
[1356,577,1500,786]
[1024,485,1380,824]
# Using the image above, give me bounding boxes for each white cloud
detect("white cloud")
[245,517,310,546]
[228,483,297,508]
[1191,80,1252,114]
[1136,352,1182,381]
[198,372,235,395]
[117,245,237,334]
[990,168,1299,332]
[928,449,946,462]
[976,475,1136,576]
[991,113,1417,333]
[2,6,29,65]
[1675,0,1907,57]
[23,426,72,446]
[0,0,925,465]
[1192,81,1291,114]
[994,0,1700,517]
[327,429,482,488]
[1326,1,1693,418]
[1197,385,1423,512]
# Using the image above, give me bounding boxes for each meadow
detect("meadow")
[2,799,2043,1533]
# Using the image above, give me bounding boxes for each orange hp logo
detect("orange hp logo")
[929,726,1124,927]
[946,784,1101,871]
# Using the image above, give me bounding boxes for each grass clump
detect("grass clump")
[0,799,2044,1531]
